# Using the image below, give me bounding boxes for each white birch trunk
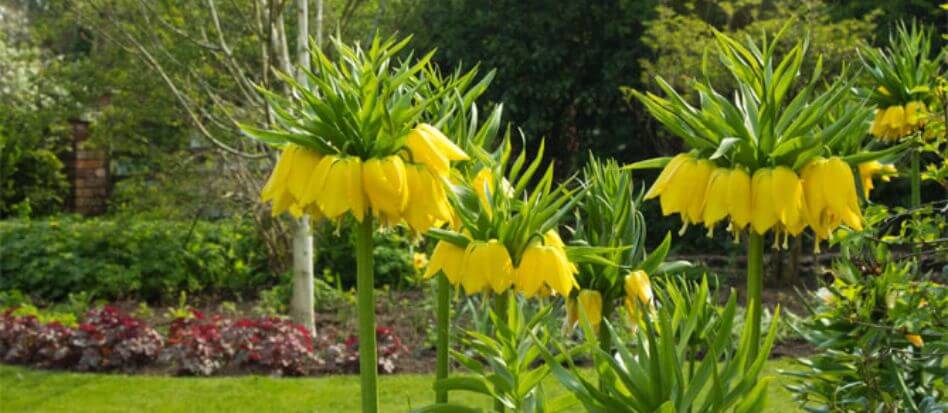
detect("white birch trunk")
[286,0,315,335]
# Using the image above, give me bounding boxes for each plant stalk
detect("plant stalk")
[435,274,450,403]
[355,216,378,413]
[910,149,921,208]
[745,232,764,364]
[492,292,509,413]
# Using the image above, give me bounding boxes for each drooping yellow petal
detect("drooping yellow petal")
[482,240,514,293]
[417,124,469,161]
[869,109,886,138]
[261,145,297,202]
[882,105,906,130]
[904,101,926,126]
[319,159,352,220]
[425,241,467,285]
[343,158,366,222]
[547,245,578,297]
[459,242,489,294]
[644,153,691,200]
[702,167,730,228]
[750,168,778,234]
[822,158,862,231]
[771,166,804,228]
[362,156,409,222]
[726,168,752,230]
[685,159,714,224]
[624,270,653,305]
[403,164,454,233]
[660,158,696,216]
[286,146,323,202]
[577,290,603,332]
[514,245,545,297]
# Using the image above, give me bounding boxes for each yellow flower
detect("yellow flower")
[770,166,806,235]
[316,157,367,222]
[624,270,653,325]
[644,153,691,200]
[261,144,325,218]
[424,241,466,284]
[459,240,513,294]
[514,242,578,298]
[750,168,778,234]
[702,167,731,231]
[904,101,927,126]
[403,164,454,233]
[685,159,714,224]
[801,157,863,250]
[362,156,409,225]
[404,123,469,177]
[543,230,578,273]
[906,334,924,348]
[726,168,752,231]
[412,252,429,271]
[577,290,603,332]
[858,161,897,197]
[657,156,697,216]
[871,103,926,141]
[470,167,512,218]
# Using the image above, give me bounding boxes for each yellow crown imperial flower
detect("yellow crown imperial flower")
[645,154,714,229]
[514,240,578,298]
[261,144,325,218]
[750,168,779,235]
[726,168,753,232]
[576,290,603,332]
[458,240,513,294]
[857,161,897,197]
[624,270,653,325]
[906,334,924,348]
[362,156,409,225]
[403,164,455,233]
[870,102,927,141]
[801,157,863,250]
[701,167,731,234]
[424,241,466,285]
[405,123,470,177]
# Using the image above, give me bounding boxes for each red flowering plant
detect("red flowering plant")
[0,308,79,368]
[160,310,232,376]
[73,306,164,372]
[221,317,317,376]
[324,326,407,374]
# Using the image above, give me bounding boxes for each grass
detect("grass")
[0,360,802,412]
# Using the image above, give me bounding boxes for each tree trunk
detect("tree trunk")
[286,0,316,334]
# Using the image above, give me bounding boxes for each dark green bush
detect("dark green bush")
[0,216,270,302]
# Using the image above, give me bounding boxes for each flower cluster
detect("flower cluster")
[623,270,653,324]
[425,230,578,297]
[858,161,898,197]
[647,153,864,249]
[260,124,466,233]
[869,101,928,141]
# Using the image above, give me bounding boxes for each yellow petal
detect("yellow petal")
[702,167,730,227]
[514,246,545,297]
[904,101,926,126]
[882,105,905,130]
[547,246,578,297]
[344,158,366,222]
[286,146,323,202]
[869,109,886,138]
[771,166,803,228]
[417,124,469,161]
[624,270,653,305]
[300,154,337,205]
[425,241,466,284]
[363,156,409,221]
[459,242,489,294]
[405,128,451,177]
[822,158,862,231]
[644,153,691,200]
[577,290,603,331]
[261,145,297,202]
[726,168,752,230]
[482,240,514,293]
[750,168,778,234]
[661,158,696,216]
[685,159,714,223]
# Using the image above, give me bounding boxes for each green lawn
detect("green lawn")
[0,361,802,412]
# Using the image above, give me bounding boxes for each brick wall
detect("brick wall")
[63,120,109,215]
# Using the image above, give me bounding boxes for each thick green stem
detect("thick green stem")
[745,232,764,364]
[910,149,921,209]
[435,274,450,403]
[355,217,378,413]
[492,292,509,413]
[597,302,613,354]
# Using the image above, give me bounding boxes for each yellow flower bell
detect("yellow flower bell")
[857,161,897,197]
[624,270,653,325]
[362,156,409,224]
[261,144,325,218]
[702,167,731,232]
[317,157,367,221]
[801,157,863,250]
[644,153,691,200]
[459,240,513,294]
[870,102,927,141]
[404,123,469,177]
[726,168,752,232]
[424,241,466,285]
[750,168,779,235]
[514,242,578,298]
[403,164,454,233]
[770,166,805,232]
[576,290,603,332]
[906,334,924,348]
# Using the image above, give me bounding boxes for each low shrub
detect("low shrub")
[73,307,164,372]
[323,326,407,374]
[0,216,270,302]
[0,309,79,368]
[160,310,231,376]
[222,317,318,376]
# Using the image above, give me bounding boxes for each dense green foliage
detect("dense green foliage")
[0,216,269,302]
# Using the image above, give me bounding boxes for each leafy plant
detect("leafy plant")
[222,317,316,376]
[73,306,164,372]
[419,299,576,413]
[786,257,946,412]
[546,280,780,412]
[160,310,231,376]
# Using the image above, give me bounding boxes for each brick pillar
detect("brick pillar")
[64,120,109,215]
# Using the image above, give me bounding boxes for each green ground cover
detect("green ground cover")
[0,360,802,412]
